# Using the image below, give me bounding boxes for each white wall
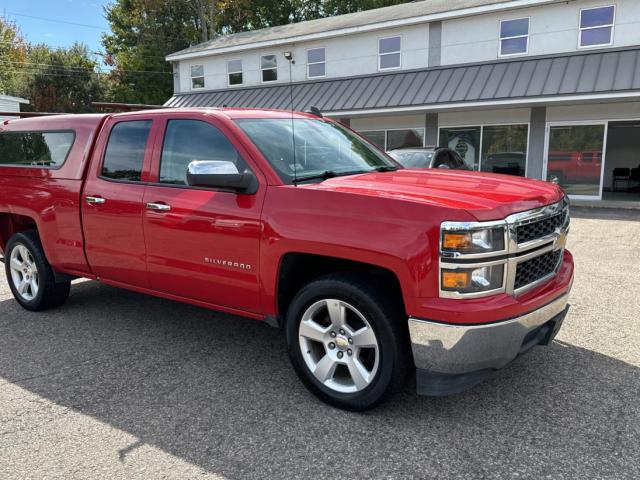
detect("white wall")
[439,108,531,126]
[177,24,429,93]
[547,101,640,122]
[441,0,640,65]
[350,113,426,131]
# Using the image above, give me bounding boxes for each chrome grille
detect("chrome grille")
[516,210,568,244]
[514,250,562,290]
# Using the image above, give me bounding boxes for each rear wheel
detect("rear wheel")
[5,231,70,311]
[285,274,411,410]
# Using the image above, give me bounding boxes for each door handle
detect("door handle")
[85,196,106,205]
[146,202,171,212]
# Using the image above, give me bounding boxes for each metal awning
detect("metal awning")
[164,47,640,115]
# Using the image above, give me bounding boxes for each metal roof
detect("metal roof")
[164,48,640,113]
[167,0,546,59]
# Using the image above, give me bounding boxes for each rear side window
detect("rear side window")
[159,119,247,186]
[0,131,74,168]
[101,120,152,182]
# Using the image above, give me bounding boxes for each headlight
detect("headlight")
[441,264,505,295]
[441,226,506,255]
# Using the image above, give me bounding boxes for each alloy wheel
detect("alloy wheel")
[9,245,39,301]
[298,299,380,393]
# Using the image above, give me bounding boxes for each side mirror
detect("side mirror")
[186,160,258,194]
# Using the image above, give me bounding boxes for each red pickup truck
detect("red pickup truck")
[0,108,573,410]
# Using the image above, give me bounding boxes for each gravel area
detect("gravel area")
[1,208,638,479]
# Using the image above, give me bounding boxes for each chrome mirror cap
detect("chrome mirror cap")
[187,160,240,175]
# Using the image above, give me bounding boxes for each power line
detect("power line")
[1,59,172,74]
[3,11,107,30]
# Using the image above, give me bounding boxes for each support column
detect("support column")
[425,112,439,147]
[527,107,547,180]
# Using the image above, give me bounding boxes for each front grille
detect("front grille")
[516,210,568,244]
[515,250,562,290]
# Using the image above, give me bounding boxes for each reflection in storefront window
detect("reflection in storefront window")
[439,127,481,170]
[359,129,425,151]
[387,129,424,151]
[360,130,386,150]
[481,125,528,176]
[546,124,605,197]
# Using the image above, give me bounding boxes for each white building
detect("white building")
[0,95,29,121]
[166,0,640,205]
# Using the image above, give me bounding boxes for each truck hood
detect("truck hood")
[303,169,564,221]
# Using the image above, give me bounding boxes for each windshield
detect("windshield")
[389,151,434,168]
[235,118,398,184]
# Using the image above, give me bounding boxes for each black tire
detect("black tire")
[285,273,412,411]
[4,231,71,311]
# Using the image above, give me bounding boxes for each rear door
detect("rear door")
[82,117,156,287]
[142,115,265,313]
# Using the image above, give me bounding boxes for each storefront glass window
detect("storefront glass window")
[546,124,605,197]
[480,125,528,176]
[360,130,386,150]
[439,127,481,170]
[386,129,424,151]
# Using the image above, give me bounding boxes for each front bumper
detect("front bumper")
[409,292,570,396]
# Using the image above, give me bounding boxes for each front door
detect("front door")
[142,117,264,313]
[82,118,155,287]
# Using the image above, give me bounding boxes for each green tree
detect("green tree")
[17,43,107,113]
[0,17,28,95]
[103,0,201,105]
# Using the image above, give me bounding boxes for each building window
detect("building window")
[360,130,386,150]
[261,55,278,83]
[378,36,401,71]
[579,5,615,48]
[499,18,529,56]
[439,124,529,176]
[190,65,205,89]
[480,125,528,177]
[359,128,424,151]
[307,48,326,78]
[227,59,243,86]
[546,124,605,197]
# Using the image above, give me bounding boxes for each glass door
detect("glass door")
[544,123,607,200]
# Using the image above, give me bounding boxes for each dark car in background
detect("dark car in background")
[481,152,527,177]
[388,147,471,170]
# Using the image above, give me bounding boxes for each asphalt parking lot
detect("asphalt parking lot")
[1,207,639,480]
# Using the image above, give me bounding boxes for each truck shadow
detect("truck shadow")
[0,280,637,478]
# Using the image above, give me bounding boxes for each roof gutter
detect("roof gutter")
[166,0,563,61]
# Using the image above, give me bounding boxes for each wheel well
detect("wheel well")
[276,253,405,322]
[0,214,38,253]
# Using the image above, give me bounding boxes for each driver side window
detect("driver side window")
[159,119,248,185]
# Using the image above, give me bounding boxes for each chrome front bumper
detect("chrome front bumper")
[409,292,570,395]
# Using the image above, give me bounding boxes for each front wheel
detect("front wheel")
[285,274,411,411]
[5,231,70,311]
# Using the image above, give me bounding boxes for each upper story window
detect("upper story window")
[190,64,205,89]
[499,18,529,56]
[579,5,615,48]
[378,36,401,71]
[261,55,278,83]
[307,48,326,78]
[227,59,243,86]
[101,121,152,182]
